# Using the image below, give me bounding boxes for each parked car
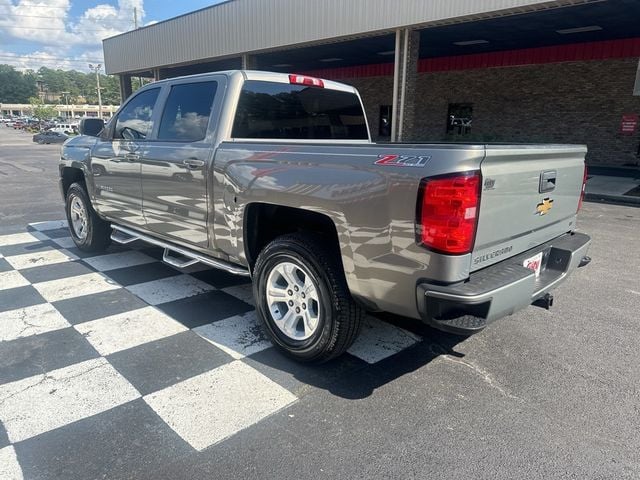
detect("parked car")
[49,123,78,135]
[59,70,591,363]
[33,131,68,144]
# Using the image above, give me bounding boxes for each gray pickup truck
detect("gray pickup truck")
[59,70,591,362]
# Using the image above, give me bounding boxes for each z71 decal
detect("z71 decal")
[374,154,431,167]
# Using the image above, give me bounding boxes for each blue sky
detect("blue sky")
[0,0,225,71]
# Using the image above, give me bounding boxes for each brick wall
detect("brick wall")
[346,58,640,166]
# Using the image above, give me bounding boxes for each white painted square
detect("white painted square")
[126,274,214,305]
[0,232,40,247]
[28,220,68,231]
[33,272,120,302]
[194,311,271,359]
[221,284,255,307]
[0,358,140,443]
[5,249,78,270]
[0,446,23,480]
[82,250,156,272]
[51,236,76,249]
[144,361,296,450]
[75,306,187,356]
[0,304,70,341]
[0,270,30,291]
[347,316,421,364]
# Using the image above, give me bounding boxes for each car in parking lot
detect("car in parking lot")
[49,123,78,135]
[33,130,68,144]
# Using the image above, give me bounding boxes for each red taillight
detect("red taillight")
[288,74,324,88]
[577,165,588,212]
[416,171,481,255]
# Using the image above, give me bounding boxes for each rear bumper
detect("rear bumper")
[416,232,591,335]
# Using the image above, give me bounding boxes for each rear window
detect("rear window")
[232,80,368,140]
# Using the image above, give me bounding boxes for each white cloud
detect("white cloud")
[0,0,146,71]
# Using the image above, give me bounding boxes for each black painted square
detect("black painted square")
[0,327,100,384]
[191,268,252,289]
[14,399,193,480]
[52,288,148,324]
[20,260,95,284]
[157,290,253,328]
[0,286,46,313]
[103,261,181,287]
[107,331,233,395]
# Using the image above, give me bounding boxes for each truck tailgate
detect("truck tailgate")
[472,144,586,272]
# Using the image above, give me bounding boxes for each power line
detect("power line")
[0,54,103,62]
[1,4,133,9]
[0,56,105,67]
[1,25,129,32]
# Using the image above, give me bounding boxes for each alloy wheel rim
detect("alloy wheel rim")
[69,195,88,240]
[265,261,321,341]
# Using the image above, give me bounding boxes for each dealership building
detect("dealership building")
[103,0,640,167]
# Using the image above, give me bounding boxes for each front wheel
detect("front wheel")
[65,182,111,252]
[253,233,363,363]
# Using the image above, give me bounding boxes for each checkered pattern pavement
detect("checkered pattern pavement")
[0,220,423,479]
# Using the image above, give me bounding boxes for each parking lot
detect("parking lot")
[0,126,639,479]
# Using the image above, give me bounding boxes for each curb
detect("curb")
[585,192,640,207]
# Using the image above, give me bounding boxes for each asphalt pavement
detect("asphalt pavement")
[0,126,638,479]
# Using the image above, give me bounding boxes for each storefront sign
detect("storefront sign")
[620,114,638,135]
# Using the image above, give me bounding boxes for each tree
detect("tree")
[0,65,37,103]
[29,97,56,120]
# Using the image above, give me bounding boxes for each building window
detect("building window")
[379,105,392,138]
[446,103,472,135]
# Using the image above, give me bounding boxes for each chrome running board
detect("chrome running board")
[110,225,251,277]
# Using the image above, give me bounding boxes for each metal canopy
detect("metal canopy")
[103,0,597,75]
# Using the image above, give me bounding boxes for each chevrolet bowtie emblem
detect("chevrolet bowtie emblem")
[536,198,554,216]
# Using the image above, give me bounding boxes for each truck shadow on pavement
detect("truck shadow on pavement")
[247,319,466,400]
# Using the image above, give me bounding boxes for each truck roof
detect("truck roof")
[147,69,358,94]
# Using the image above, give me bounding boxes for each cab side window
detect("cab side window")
[157,81,218,142]
[114,88,160,140]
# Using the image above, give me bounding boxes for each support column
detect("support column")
[119,75,133,102]
[390,29,420,142]
[242,54,257,70]
[398,29,420,142]
[390,30,401,142]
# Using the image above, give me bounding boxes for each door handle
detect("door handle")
[539,170,556,193]
[183,159,205,169]
[125,153,139,162]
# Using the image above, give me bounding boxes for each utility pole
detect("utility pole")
[134,8,144,90]
[88,64,103,119]
[61,91,70,118]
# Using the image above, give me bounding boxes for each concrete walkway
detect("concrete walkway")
[585,166,640,206]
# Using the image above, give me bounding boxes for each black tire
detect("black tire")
[65,182,111,252]
[253,233,363,363]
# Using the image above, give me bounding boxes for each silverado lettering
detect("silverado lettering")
[473,246,514,265]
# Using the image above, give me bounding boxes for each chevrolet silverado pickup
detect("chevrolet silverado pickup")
[59,70,591,362]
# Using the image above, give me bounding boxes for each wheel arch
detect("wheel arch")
[60,166,86,199]
[243,203,344,273]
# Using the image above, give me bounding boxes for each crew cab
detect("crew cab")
[59,70,591,362]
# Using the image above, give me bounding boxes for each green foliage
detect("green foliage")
[28,97,57,120]
[0,65,38,103]
[0,64,135,105]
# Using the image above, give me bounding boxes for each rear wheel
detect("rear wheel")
[65,182,111,252]
[253,233,363,363]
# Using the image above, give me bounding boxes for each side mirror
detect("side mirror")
[78,118,105,137]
